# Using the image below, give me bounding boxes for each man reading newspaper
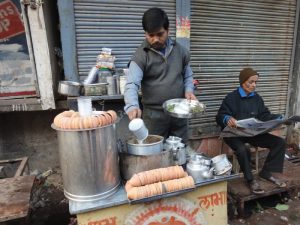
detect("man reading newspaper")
[216,67,287,194]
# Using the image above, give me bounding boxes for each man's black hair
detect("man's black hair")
[142,8,169,33]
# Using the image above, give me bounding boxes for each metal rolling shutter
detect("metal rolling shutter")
[190,0,297,137]
[73,0,176,81]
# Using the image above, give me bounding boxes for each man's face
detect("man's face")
[242,75,259,94]
[145,27,169,50]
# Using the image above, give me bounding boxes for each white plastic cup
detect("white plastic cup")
[77,97,92,117]
[83,66,98,85]
[128,118,148,141]
[119,76,126,95]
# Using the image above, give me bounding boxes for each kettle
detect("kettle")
[186,154,214,183]
[172,143,187,166]
[165,136,186,166]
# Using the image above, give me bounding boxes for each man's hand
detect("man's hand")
[283,120,293,126]
[185,92,197,101]
[227,117,237,128]
[127,108,142,120]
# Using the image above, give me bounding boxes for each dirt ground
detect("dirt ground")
[2,168,75,225]
[229,195,300,225]
[3,169,300,225]
[28,169,73,225]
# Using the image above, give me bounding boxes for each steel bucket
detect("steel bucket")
[52,123,120,202]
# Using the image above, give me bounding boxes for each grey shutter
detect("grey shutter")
[190,0,297,137]
[73,0,176,81]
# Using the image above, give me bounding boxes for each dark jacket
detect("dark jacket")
[216,88,281,130]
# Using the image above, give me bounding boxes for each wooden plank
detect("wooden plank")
[0,157,28,178]
[0,175,35,222]
[0,98,42,112]
[14,157,29,177]
[27,4,56,110]
[0,157,25,164]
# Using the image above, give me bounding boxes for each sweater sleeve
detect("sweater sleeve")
[216,94,235,129]
[256,95,282,121]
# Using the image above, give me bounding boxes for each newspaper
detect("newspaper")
[220,115,300,137]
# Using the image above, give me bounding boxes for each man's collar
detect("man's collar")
[142,37,175,50]
[238,86,255,98]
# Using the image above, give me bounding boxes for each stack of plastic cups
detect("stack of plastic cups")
[77,97,92,117]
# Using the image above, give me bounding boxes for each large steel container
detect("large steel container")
[52,123,120,202]
[119,150,174,180]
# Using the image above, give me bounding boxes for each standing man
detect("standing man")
[216,67,287,194]
[124,8,197,143]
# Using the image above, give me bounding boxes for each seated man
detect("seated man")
[216,67,287,194]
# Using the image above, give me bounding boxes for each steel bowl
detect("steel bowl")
[162,98,206,118]
[58,81,82,96]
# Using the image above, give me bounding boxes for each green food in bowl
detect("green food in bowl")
[190,105,203,113]
[166,104,175,112]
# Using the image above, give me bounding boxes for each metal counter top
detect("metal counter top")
[69,173,239,215]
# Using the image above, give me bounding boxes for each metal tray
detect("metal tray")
[128,186,196,204]
[162,98,206,118]
[195,172,239,187]
[128,173,239,204]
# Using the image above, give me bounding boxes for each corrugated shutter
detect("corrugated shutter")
[73,0,176,81]
[190,0,297,137]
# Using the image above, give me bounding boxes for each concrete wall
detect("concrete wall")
[0,110,62,171]
[0,101,133,172]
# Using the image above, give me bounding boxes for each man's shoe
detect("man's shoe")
[259,172,287,188]
[248,180,265,194]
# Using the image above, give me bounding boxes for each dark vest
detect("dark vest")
[131,40,189,109]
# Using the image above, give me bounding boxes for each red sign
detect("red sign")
[0,0,25,40]
[197,191,227,210]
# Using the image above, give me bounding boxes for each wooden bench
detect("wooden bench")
[221,141,267,174]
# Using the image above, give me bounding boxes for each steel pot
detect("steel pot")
[58,80,82,96]
[83,83,107,96]
[126,135,164,155]
[211,154,232,175]
[119,150,174,180]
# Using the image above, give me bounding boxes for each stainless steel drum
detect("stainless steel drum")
[52,124,120,202]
